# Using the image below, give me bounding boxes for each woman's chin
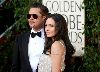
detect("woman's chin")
[47,35,51,37]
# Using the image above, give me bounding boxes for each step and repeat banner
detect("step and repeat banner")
[43,0,85,56]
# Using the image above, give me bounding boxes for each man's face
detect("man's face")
[27,8,46,31]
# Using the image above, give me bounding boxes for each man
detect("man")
[11,3,49,72]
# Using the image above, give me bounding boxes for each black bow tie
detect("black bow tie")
[31,32,41,38]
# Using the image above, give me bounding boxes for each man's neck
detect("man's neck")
[31,28,43,32]
[32,26,44,32]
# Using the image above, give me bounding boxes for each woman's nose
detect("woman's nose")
[45,27,49,31]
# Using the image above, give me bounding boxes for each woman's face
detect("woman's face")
[45,18,57,38]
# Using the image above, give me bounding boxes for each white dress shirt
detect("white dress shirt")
[28,28,45,72]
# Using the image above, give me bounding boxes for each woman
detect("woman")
[38,14,75,72]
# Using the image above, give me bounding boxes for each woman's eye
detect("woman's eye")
[45,24,47,26]
[50,24,54,27]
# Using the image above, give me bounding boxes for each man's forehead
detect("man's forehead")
[29,8,41,12]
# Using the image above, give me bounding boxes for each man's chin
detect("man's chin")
[29,25,34,28]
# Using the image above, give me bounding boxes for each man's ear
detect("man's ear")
[43,16,46,20]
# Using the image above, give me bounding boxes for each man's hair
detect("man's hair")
[30,2,49,16]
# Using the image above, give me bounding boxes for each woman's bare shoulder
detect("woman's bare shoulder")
[51,40,65,54]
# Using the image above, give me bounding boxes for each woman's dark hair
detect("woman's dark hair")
[43,13,75,69]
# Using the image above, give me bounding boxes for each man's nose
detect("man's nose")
[30,15,34,19]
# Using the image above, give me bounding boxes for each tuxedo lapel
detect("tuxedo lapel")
[18,31,32,71]
[22,31,31,66]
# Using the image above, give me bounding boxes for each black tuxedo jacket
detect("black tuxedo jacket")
[11,31,38,72]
